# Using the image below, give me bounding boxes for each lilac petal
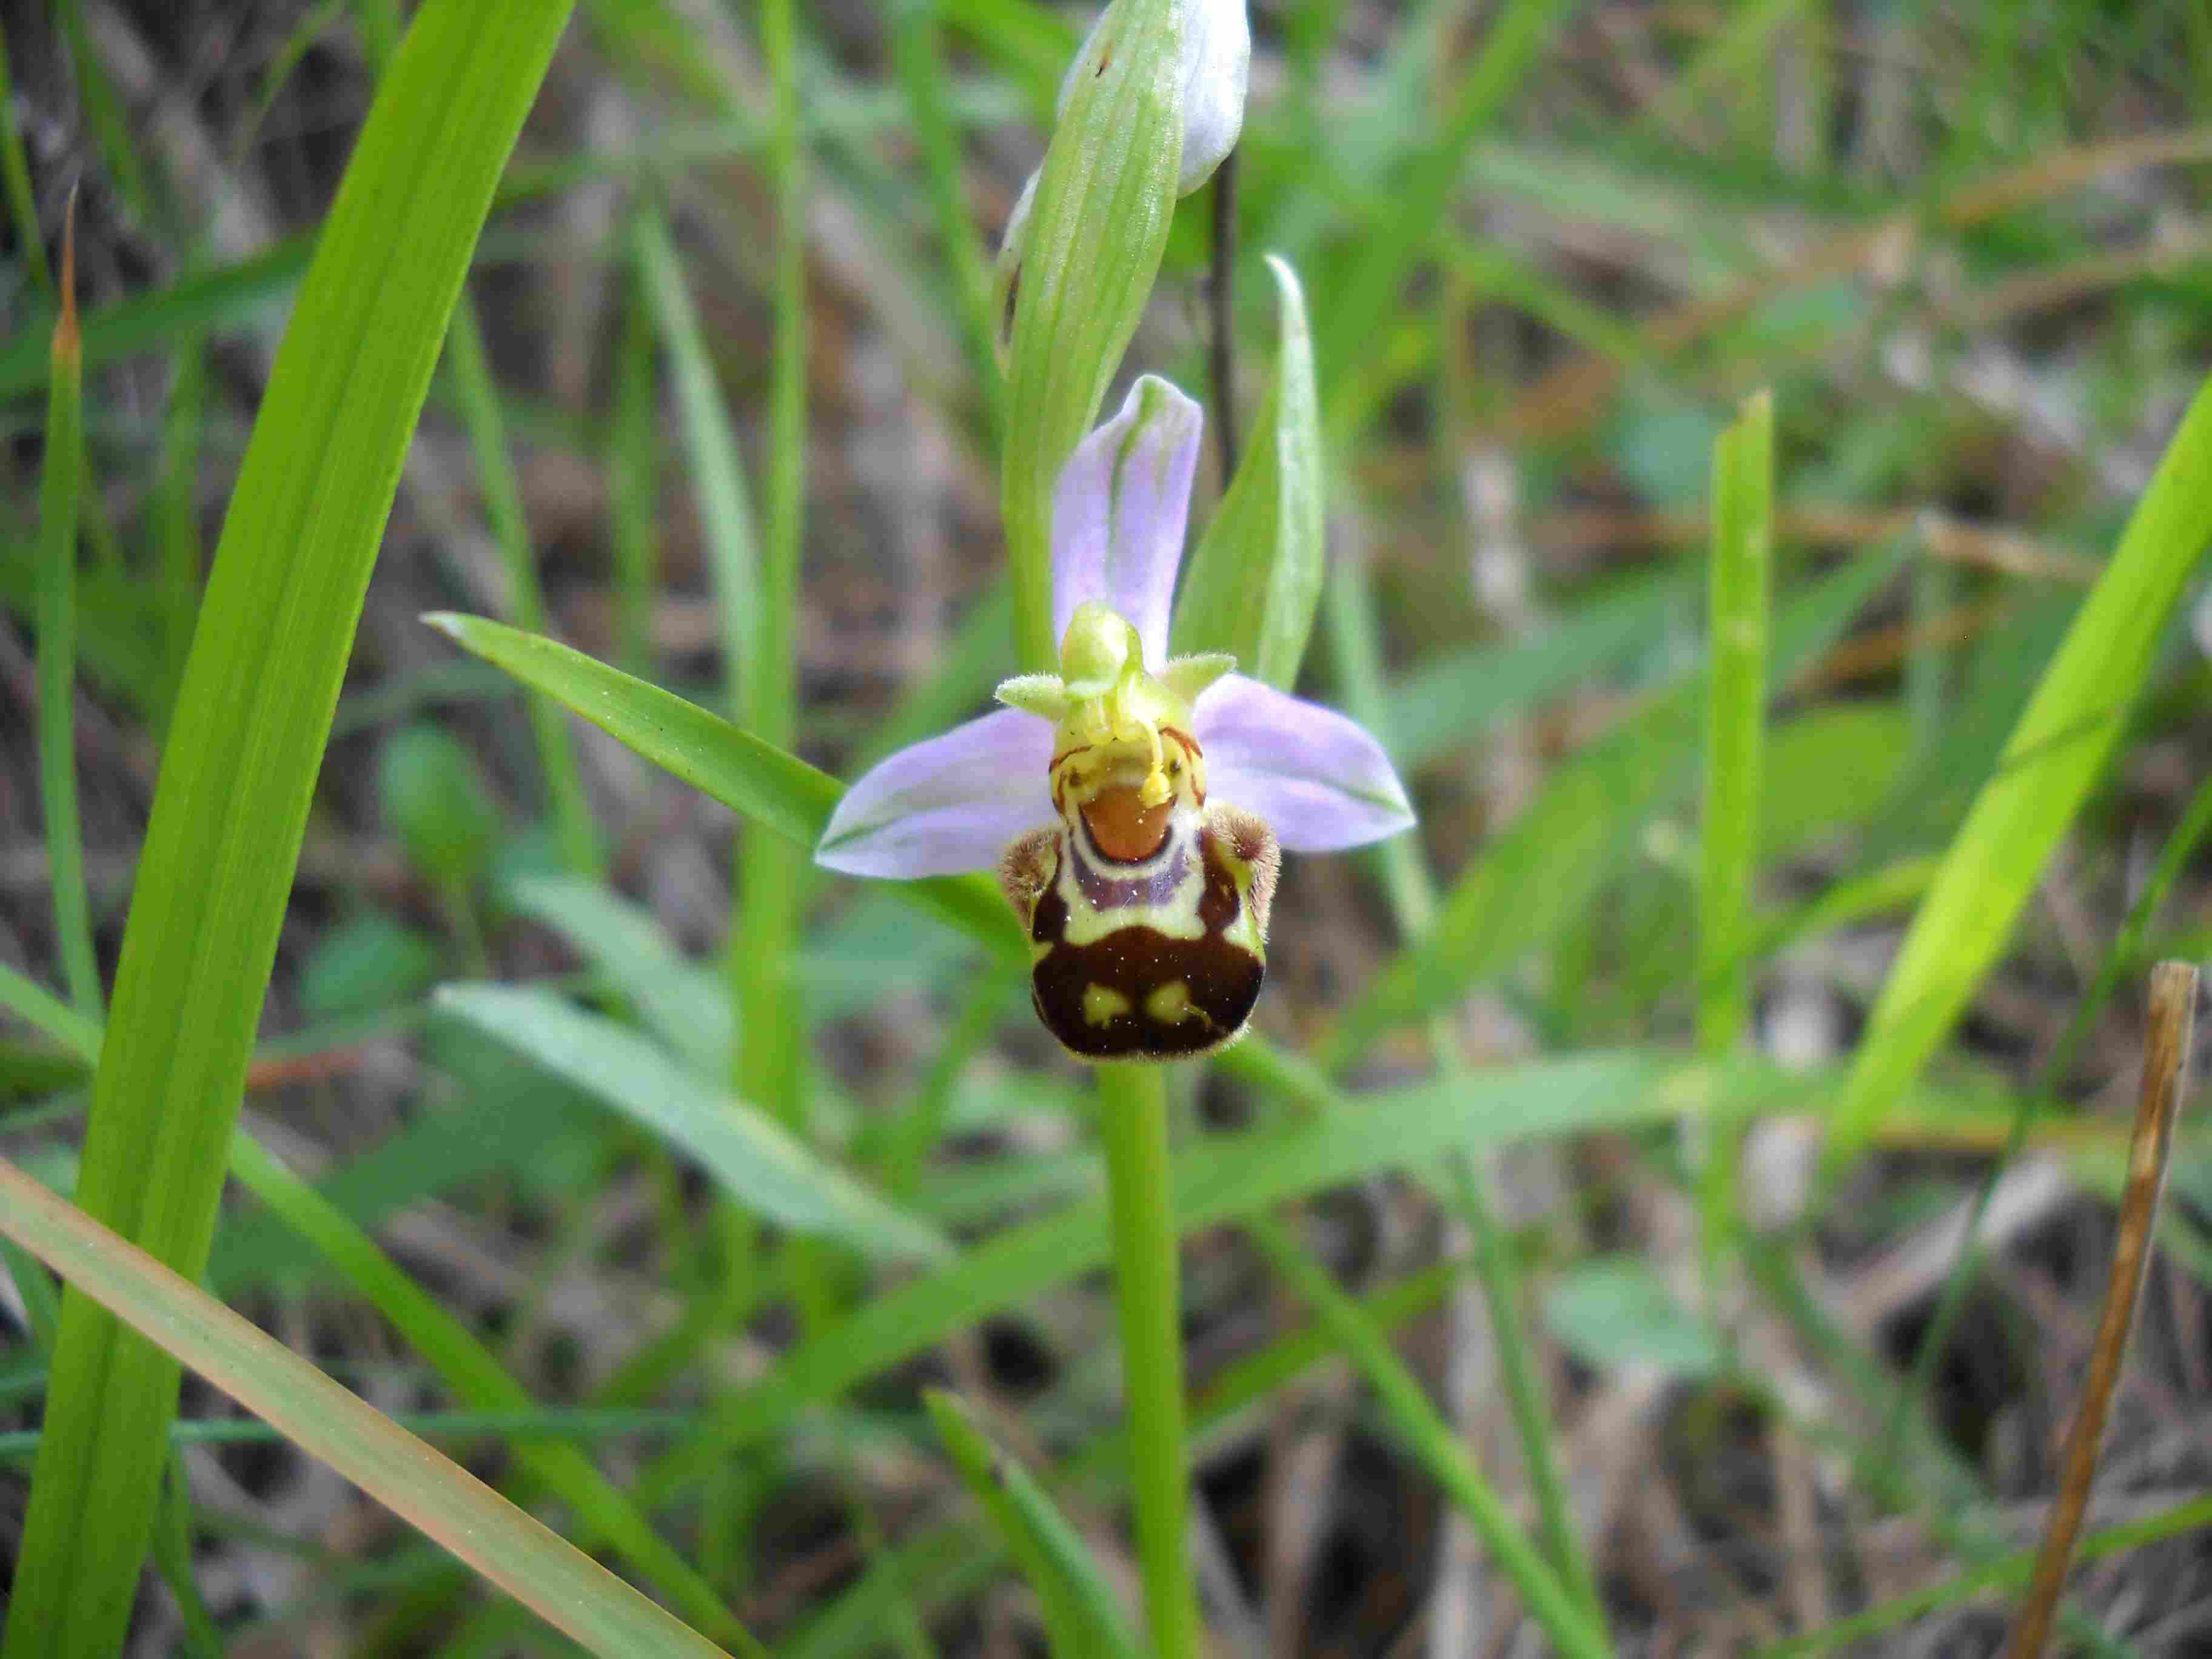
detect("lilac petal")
[1052,376,1202,665]
[817,708,1054,878]
[1196,674,1415,852]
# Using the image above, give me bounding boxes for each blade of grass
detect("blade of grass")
[1246,1214,1608,1658]
[1696,389,1775,1289]
[2,5,577,1649]
[1824,373,2212,1164]
[1329,538,1903,1063]
[635,1051,1701,1504]
[925,1390,1142,1658]
[0,19,49,295]
[0,1155,736,1659]
[1321,550,1609,1637]
[892,0,1006,442]
[441,298,604,876]
[36,204,98,1021]
[609,269,660,677]
[744,0,809,1170]
[222,1131,762,1650]
[1315,0,1577,417]
[155,334,209,724]
[629,202,761,717]
[436,983,952,1264]
[1758,1493,2212,1657]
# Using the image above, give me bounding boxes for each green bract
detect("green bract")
[1002,0,1187,672]
[1170,255,1324,689]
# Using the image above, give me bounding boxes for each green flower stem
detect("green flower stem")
[1094,1060,1202,1659]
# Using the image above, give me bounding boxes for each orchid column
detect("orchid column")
[819,5,1407,1654]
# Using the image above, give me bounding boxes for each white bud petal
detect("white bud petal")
[1056,0,1249,196]
[1175,0,1249,192]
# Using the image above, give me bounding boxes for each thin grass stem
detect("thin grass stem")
[1247,1213,1610,1659]
[36,202,98,1021]
[2007,960,2197,1658]
[1094,1061,1201,1659]
[442,298,603,878]
[1695,389,1774,1294]
[1322,557,1610,1640]
[0,21,50,296]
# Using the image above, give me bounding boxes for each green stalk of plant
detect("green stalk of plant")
[1695,389,1774,1291]
[2,5,577,1649]
[1322,557,1609,1640]
[0,21,49,296]
[441,297,604,876]
[1094,1061,1203,1659]
[0,1153,736,1658]
[1246,1213,1610,1659]
[742,0,808,1142]
[1825,370,2212,1165]
[35,209,99,1023]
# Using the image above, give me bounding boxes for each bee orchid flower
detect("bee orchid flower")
[817,376,1413,1060]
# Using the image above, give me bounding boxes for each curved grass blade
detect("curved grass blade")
[924,1390,1142,1658]
[1245,1215,1608,1659]
[636,1050,1691,1504]
[223,1131,761,1650]
[0,1156,734,1659]
[424,611,1022,957]
[1825,374,2212,1164]
[4,5,577,1649]
[437,983,953,1264]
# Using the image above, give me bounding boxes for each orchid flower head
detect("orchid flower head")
[817,375,1412,1058]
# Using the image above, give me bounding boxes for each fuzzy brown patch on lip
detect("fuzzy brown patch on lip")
[1081,784,1174,863]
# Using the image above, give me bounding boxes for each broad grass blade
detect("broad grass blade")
[4,4,577,1647]
[0,1157,734,1659]
[1826,375,2212,1161]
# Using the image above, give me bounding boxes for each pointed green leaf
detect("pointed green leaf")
[426,611,1022,958]
[437,984,953,1264]
[1170,255,1322,688]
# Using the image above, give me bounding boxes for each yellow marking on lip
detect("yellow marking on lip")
[1083,984,1131,1026]
[1145,980,1198,1025]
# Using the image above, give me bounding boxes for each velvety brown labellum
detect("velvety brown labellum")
[1000,803,1278,1062]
